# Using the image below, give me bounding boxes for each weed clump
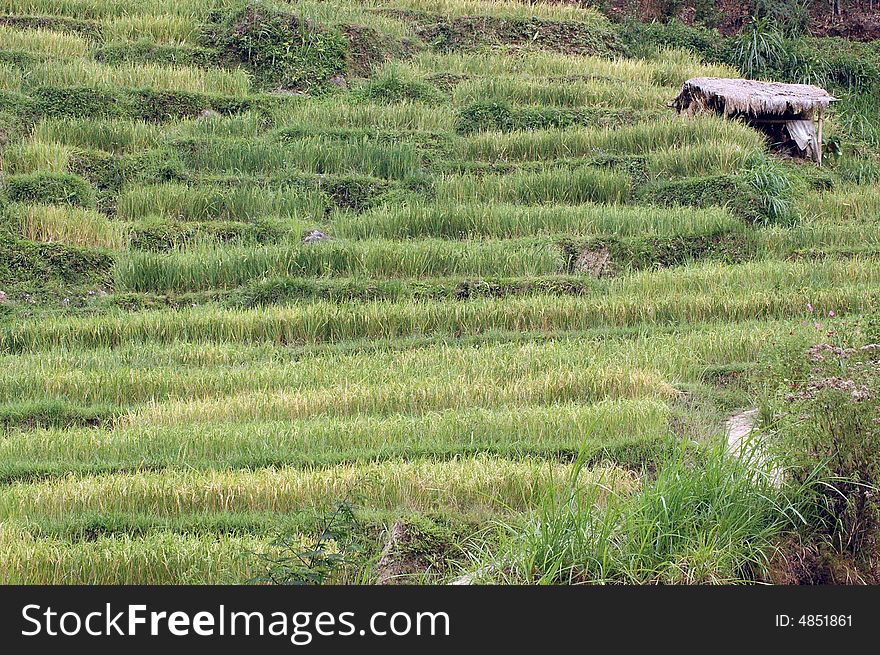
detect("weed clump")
[206,2,348,92]
[4,172,96,208]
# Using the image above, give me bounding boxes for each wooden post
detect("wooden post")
[817,109,824,166]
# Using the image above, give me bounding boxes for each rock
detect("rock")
[574,245,613,277]
[303,229,331,244]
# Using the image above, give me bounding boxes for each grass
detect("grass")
[0,25,91,56]
[463,118,765,161]
[335,202,742,239]
[0,0,877,585]
[13,203,126,249]
[116,182,328,222]
[475,443,801,584]
[433,167,632,204]
[23,60,251,95]
[32,117,163,153]
[114,239,567,291]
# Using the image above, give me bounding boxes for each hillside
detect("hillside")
[0,0,878,584]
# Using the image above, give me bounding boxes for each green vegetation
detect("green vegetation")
[1,0,878,585]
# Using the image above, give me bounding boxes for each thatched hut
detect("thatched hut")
[672,77,837,164]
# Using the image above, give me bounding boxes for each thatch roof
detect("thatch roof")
[672,77,837,118]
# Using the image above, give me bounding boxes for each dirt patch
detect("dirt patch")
[344,25,419,77]
[574,245,614,277]
[375,519,454,585]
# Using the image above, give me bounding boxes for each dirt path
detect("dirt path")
[725,407,759,453]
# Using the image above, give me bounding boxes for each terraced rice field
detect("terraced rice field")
[1,0,878,584]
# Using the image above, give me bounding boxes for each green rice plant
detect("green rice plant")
[114,239,566,292]
[0,25,90,57]
[32,117,163,153]
[335,202,741,239]
[463,117,765,161]
[1,141,74,174]
[3,263,875,352]
[171,136,422,179]
[434,167,632,205]
[0,0,238,19]
[116,182,328,222]
[24,60,251,95]
[13,202,126,249]
[101,14,201,45]
[169,110,271,139]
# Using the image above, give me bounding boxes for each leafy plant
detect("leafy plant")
[733,17,787,79]
[250,498,362,585]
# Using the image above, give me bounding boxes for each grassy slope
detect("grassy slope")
[0,0,878,583]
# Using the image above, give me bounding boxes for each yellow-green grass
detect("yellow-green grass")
[433,167,632,204]
[33,117,163,153]
[0,402,671,478]
[361,0,608,22]
[0,325,777,406]
[0,25,90,56]
[452,77,672,110]
[173,136,423,179]
[645,142,755,177]
[101,14,201,45]
[797,185,880,223]
[334,201,742,239]
[23,60,251,95]
[0,62,22,91]
[116,182,328,222]
[115,239,567,292]
[4,260,873,351]
[0,0,237,19]
[13,203,127,249]
[0,525,266,584]
[273,101,457,132]
[1,140,74,174]
[0,457,636,519]
[462,117,765,161]
[407,49,738,86]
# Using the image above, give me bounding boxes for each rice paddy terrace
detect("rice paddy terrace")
[0,0,879,583]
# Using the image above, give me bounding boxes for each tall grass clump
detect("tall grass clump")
[0,25,90,57]
[336,202,740,239]
[25,61,251,95]
[435,167,631,205]
[33,118,163,153]
[1,141,74,174]
[476,442,803,584]
[464,118,764,161]
[14,203,126,249]
[116,183,328,222]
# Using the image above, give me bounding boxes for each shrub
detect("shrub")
[207,2,348,91]
[4,172,96,208]
[763,314,880,574]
